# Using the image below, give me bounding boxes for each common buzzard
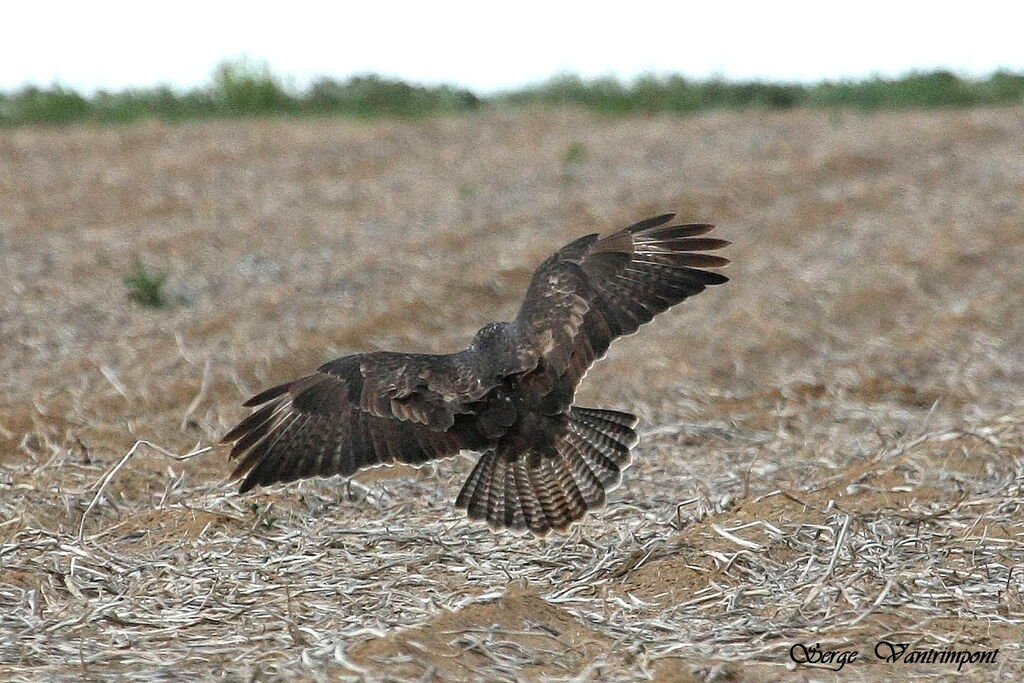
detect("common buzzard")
[222,214,729,534]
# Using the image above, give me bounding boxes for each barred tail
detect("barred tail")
[455,407,638,535]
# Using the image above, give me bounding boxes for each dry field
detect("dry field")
[1,107,1023,681]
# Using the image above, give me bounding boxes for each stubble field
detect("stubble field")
[1,106,1023,681]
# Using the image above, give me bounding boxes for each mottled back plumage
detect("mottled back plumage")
[222,214,730,534]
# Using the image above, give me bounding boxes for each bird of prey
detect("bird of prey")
[222,214,729,535]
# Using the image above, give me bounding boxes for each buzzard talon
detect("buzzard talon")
[222,213,730,535]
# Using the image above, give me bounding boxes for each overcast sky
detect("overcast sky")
[4,2,1022,93]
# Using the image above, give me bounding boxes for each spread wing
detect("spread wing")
[514,213,729,390]
[221,352,491,492]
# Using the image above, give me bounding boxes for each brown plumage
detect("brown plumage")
[221,214,729,535]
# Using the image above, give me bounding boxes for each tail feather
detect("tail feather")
[486,455,511,530]
[501,458,525,530]
[564,431,623,488]
[513,458,543,533]
[571,407,640,430]
[456,447,498,521]
[455,407,638,535]
[532,457,577,531]
[572,410,640,447]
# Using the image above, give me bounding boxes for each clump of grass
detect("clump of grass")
[561,141,587,187]
[124,261,171,309]
[248,501,278,530]
[563,140,587,166]
[211,57,294,116]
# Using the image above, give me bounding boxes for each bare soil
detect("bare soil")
[1,107,1023,681]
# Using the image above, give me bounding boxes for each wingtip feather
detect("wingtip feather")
[242,381,291,407]
[625,213,676,233]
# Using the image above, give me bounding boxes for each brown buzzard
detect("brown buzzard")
[222,214,729,534]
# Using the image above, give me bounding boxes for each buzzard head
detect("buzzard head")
[469,321,522,379]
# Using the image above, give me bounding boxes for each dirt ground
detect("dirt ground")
[1,107,1022,681]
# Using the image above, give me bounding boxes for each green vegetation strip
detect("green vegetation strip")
[2,60,1022,126]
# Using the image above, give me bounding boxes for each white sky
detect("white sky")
[3,1,1023,93]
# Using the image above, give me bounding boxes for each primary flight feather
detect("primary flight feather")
[222,214,729,535]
